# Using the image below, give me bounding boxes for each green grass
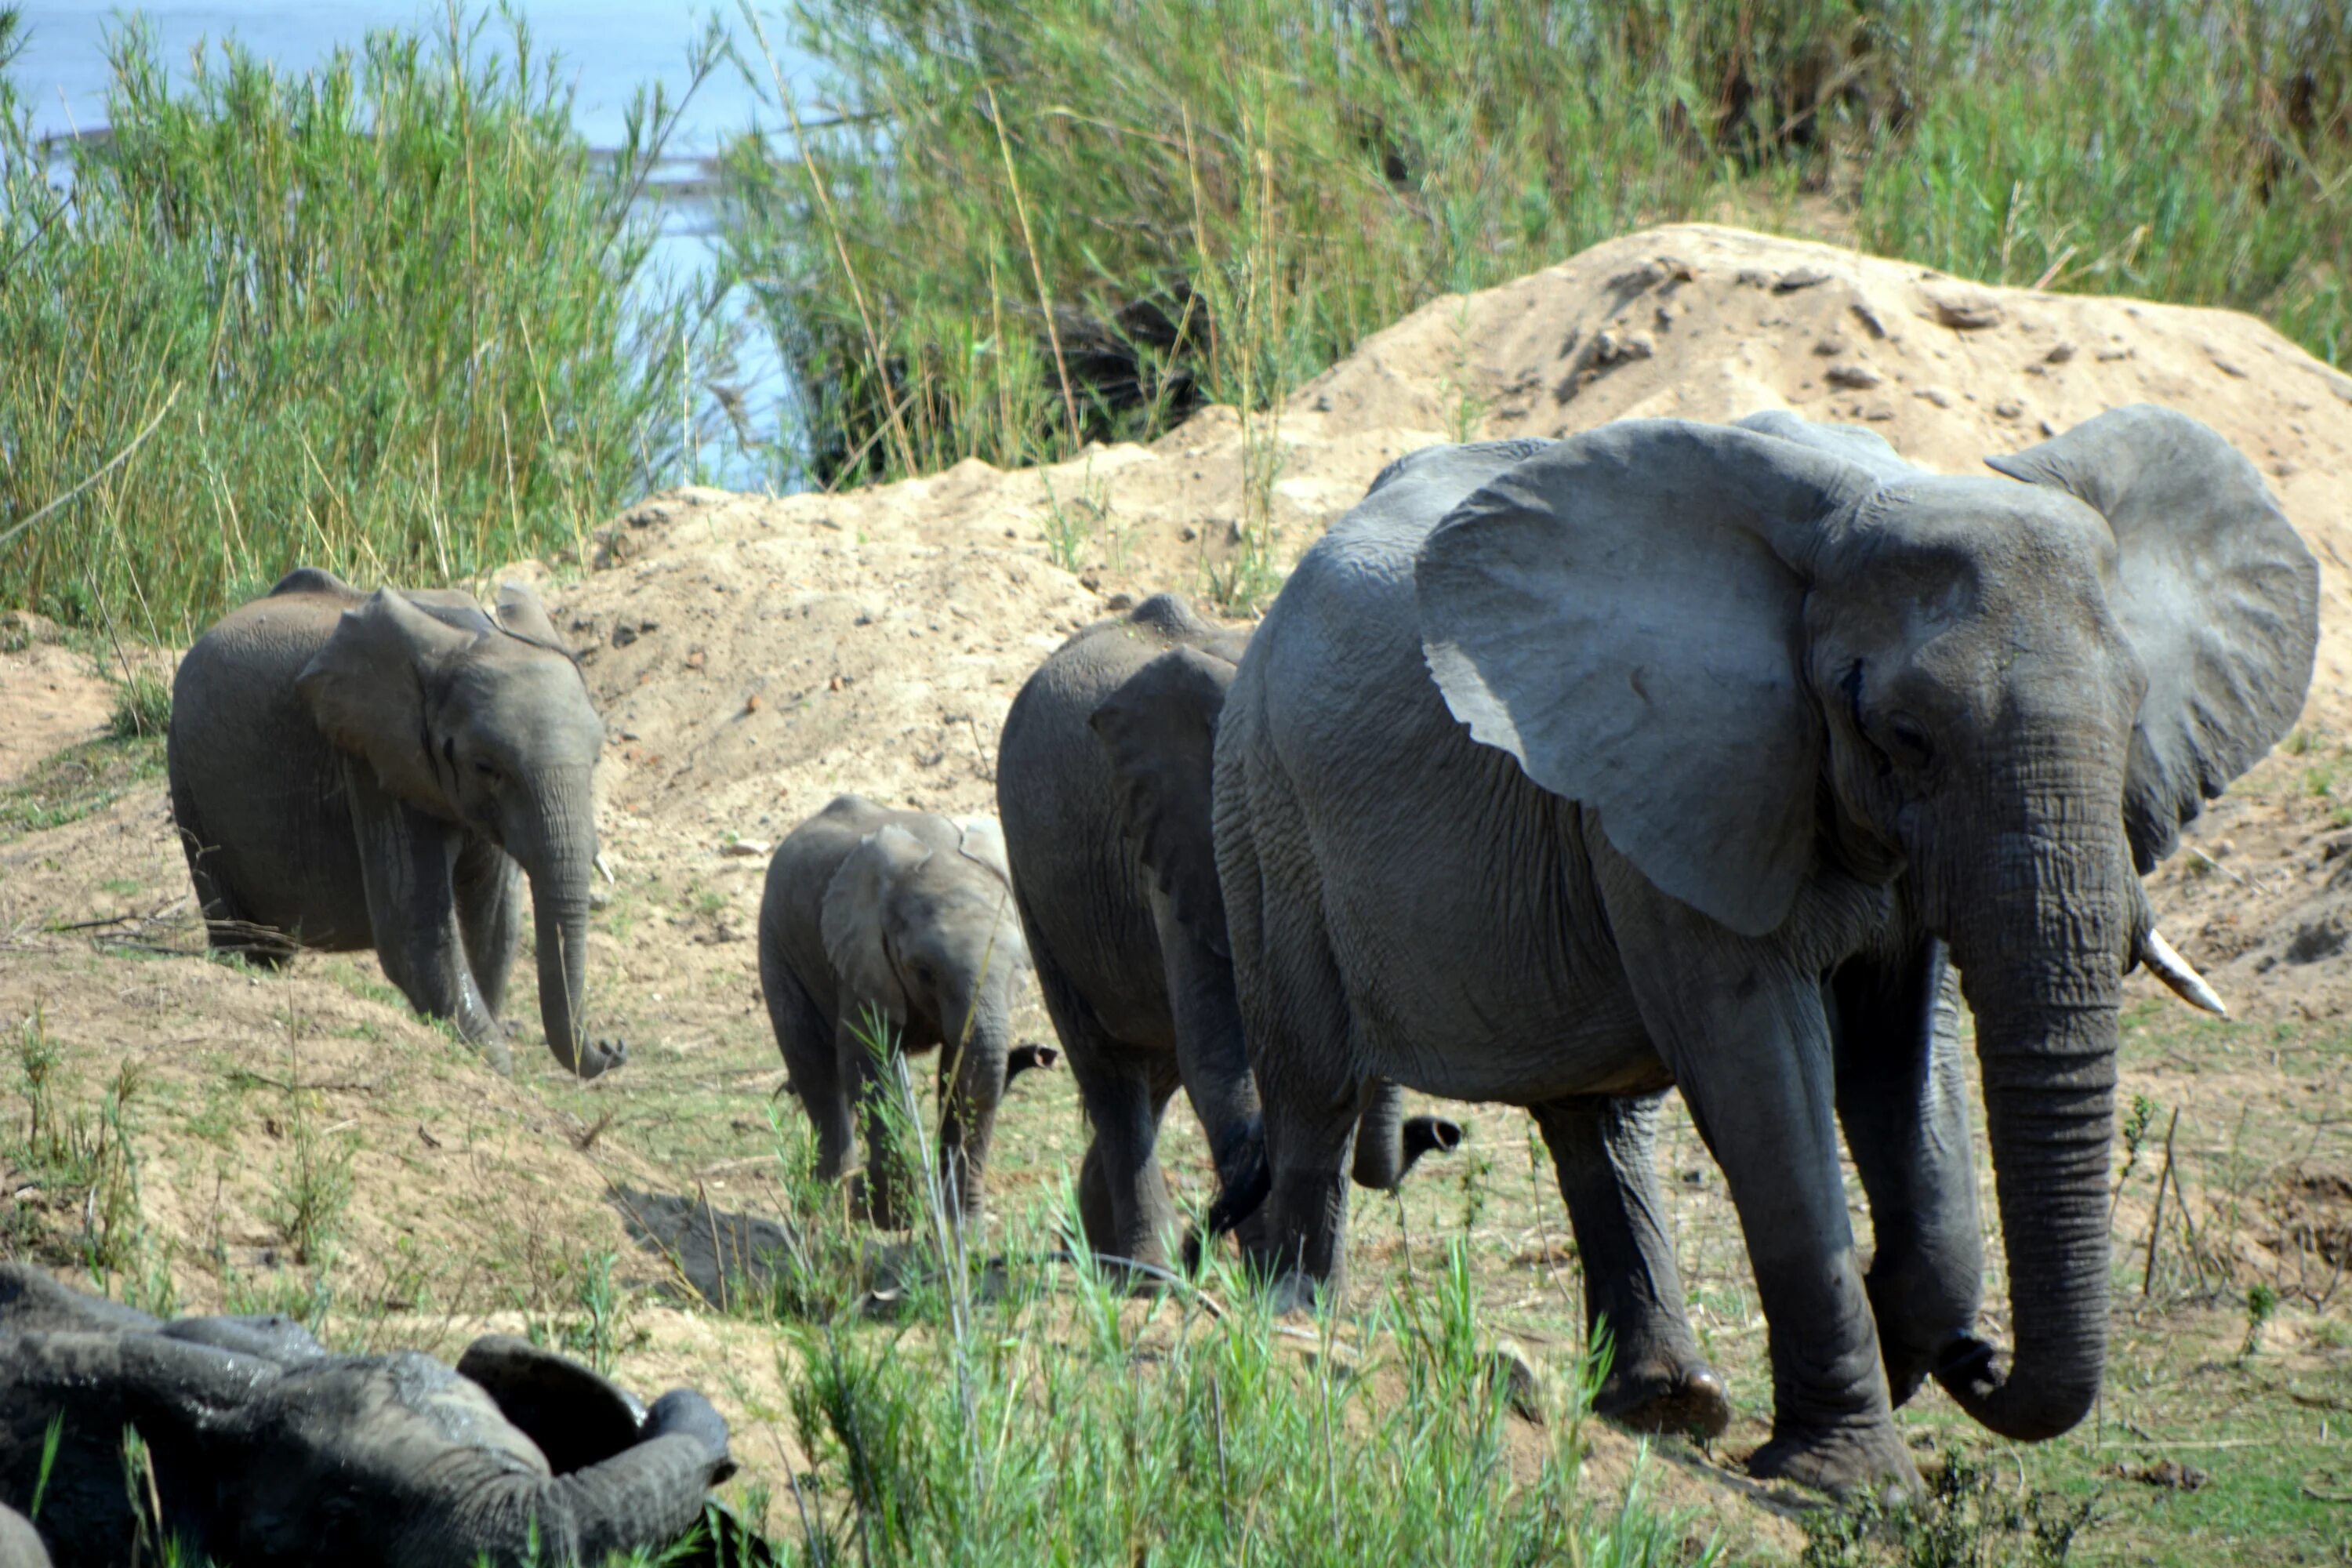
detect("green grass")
[0,730,165,843]
[721,0,2351,490]
[0,5,731,641]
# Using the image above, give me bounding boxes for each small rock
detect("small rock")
[744,694,763,713]
[1591,328,1654,365]
[1994,399,2025,419]
[1773,266,1832,292]
[1179,524,1198,542]
[2105,1458,2209,1492]
[2209,348,2251,379]
[684,649,706,670]
[1915,387,1955,409]
[2045,340,2078,364]
[1929,294,2003,330]
[1657,254,1695,282]
[1610,262,1665,293]
[1863,404,1896,422]
[1812,336,1847,357]
[1105,593,1135,612]
[2096,344,2134,361]
[1849,303,1889,339]
[611,624,640,648]
[719,839,771,858]
[2025,363,2049,377]
[1827,363,1882,390]
[1312,393,1334,413]
[828,674,844,692]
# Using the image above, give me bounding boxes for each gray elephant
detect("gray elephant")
[995,595,1463,1277]
[0,1264,746,1568]
[760,794,1048,1228]
[169,568,622,1077]
[1210,408,2315,1494]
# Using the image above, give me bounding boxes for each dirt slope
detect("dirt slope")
[3,223,2349,1555]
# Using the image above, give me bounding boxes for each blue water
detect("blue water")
[9,2,815,485]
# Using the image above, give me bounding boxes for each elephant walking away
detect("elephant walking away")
[1211,411,2315,1494]
[168,568,624,1077]
[0,1264,746,1568]
[996,595,1466,1276]
[760,795,1051,1229]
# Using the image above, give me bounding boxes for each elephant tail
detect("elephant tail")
[1196,1116,1272,1252]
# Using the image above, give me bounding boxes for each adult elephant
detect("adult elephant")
[1210,409,2315,1494]
[996,597,1462,1271]
[169,568,622,1077]
[0,1265,746,1568]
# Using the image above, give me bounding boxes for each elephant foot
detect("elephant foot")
[1746,1418,1922,1502]
[478,1032,514,1076]
[1594,1357,1732,1440]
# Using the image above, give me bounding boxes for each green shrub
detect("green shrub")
[724,0,2350,488]
[0,5,729,637]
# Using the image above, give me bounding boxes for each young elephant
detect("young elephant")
[995,596,1462,1272]
[169,568,622,1077]
[759,795,1047,1227]
[0,1265,742,1568]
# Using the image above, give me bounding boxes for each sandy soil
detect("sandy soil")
[3,223,2347,1559]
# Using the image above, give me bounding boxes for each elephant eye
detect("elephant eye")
[1884,712,1935,769]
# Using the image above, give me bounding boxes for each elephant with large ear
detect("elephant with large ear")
[759,794,1051,1228]
[994,595,1467,1277]
[1212,409,2316,1494]
[167,568,622,1077]
[0,1264,746,1568]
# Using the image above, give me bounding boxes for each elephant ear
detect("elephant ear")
[458,1334,649,1476]
[822,825,932,1029]
[296,588,480,815]
[492,579,570,653]
[951,816,1014,887]
[1090,644,1238,956]
[1987,405,2320,871]
[1417,420,1878,937]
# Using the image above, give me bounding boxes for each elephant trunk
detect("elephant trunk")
[517,769,612,1080]
[1940,818,2125,1442]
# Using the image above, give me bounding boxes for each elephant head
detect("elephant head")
[822,821,1033,1214]
[1416,408,2316,1443]
[295,582,619,1077]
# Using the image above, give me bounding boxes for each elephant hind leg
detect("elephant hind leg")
[1531,1094,1729,1439]
[169,775,296,967]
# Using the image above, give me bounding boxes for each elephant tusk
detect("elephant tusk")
[2140,927,2227,1018]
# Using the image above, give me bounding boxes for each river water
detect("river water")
[10,2,814,485]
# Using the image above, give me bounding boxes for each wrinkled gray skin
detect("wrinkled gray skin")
[1212,410,2317,1494]
[995,595,1465,1278]
[169,568,623,1078]
[760,794,1045,1228]
[0,1264,734,1568]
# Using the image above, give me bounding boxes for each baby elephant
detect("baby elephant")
[169,568,622,1077]
[0,1264,744,1568]
[760,795,1051,1228]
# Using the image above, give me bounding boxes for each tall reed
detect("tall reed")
[722,0,2350,488]
[0,6,731,638]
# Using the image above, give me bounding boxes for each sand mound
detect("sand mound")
[4,223,2350,1545]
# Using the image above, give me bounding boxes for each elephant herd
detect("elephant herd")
[2,403,2317,1558]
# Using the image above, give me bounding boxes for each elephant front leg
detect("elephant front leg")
[345,766,504,1063]
[843,1017,916,1231]
[1829,939,1984,1406]
[453,837,524,1025]
[1530,1094,1730,1439]
[1602,869,1918,1498]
